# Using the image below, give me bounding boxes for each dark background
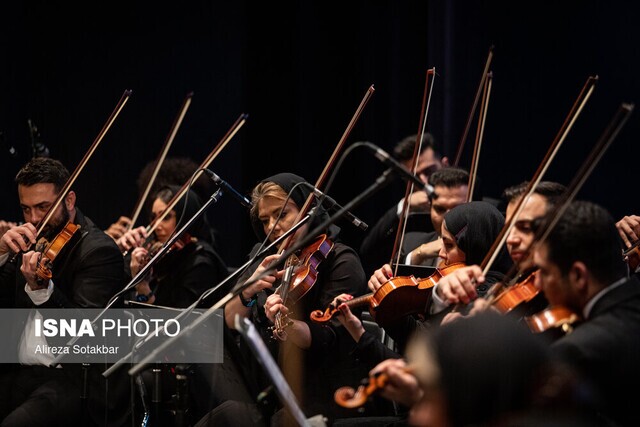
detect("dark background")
[1,1,638,271]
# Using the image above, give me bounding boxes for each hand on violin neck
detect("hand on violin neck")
[264,293,287,324]
[21,250,48,291]
[332,294,365,342]
[368,263,394,293]
[370,358,422,408]
[130,247,150,276]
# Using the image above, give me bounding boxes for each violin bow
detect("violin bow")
[390,68,436,275]
[532,103,634,253]
[453,45,494,167]
[127,92,194,230]
[467,71,493,201]
[478,75,598,278]
[37,89,133,238]
[144,113,248,237]
[276,85,376,255]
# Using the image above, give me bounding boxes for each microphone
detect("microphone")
[362,142,436,198]
[301,182,368,231]
[28,119,50,158]
[204,170,252,209]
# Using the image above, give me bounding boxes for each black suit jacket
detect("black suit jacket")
[0,208,129,427]
[551,276,640,427]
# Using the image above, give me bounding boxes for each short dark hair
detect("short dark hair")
[392,133,438,162]
[503,181,567,212]
[541,201,626,285]
[428,166,469,188]
[15,157,70,193]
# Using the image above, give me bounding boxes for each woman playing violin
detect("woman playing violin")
[436,181,566,320]
[215,173,378,426]
[118,185,228,308]
[531,200,640,427]
[334,200,513,369]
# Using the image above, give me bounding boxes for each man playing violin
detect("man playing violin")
[532,200,640,427]
[359,133,448,274]
[432,180,566,320]
[0,157,128,426]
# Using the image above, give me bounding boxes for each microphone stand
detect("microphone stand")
[49,187,224,368]
[127,169,395,376]
[102,213,313,378]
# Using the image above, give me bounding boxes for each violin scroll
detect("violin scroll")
[334,372,389,409]
[35,222,80,282]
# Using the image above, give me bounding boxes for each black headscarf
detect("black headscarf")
[249,173,336,242]
[443,201,513,274]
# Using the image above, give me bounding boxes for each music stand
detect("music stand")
[234,315,326,427]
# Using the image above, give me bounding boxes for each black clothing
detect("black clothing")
[359,204,432,275]
[550,276,640,427]
[0,209,129,427]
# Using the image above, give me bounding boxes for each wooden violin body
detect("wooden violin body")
[35,221,80,281]
[524,305,581,340]
[491,270,547,318]
[310,262,465,327]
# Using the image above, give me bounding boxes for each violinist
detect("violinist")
[351,201,512,357]
[367,166,470,294]
[435,180,566,321]
[359,133,448,274]
[0,157,129,425]
[365,311,598,427]
[616,214,640,275]
[531,200,640,427]
[209,173,373,426]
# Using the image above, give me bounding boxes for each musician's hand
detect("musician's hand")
[407,191,431,213]
[332,294,365,342]
[264,293,288,324]
[368,263,393,293]
[0,220,18,238]
[105,216,132,241]
[0,223,37,256]
[435,265,484,305]
[21,250,47,291]
[244,254,283,301]
[371,358,422,407]
[116,226,148,252]
[130,247,149,277]
[617,215,640,248]
[410,239,442,265]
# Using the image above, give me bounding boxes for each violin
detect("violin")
[271,233,334,339]
[309,262,465,328]
[490,270,548,318]
[35,221,81,283]
[524,305,581,340]
[334,365,415,409]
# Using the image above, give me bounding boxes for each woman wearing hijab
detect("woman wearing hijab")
[333,201,513,358]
